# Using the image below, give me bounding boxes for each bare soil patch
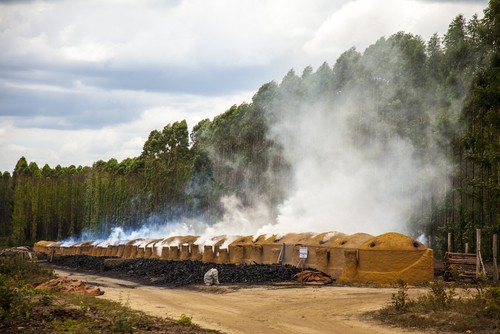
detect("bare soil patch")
[55,268,432,334]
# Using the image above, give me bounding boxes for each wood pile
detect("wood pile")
[294,270,333,284]
[36,276,104,296]
[444,252,479,281]
[0,246,35,260]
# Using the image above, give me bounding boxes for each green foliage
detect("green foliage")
[110,312,134,333]
[177,313,193,326]
[78,298,91,314]
[390,279,411,313]
[385,278,458,314]
[420,277,456,310]
[378,279,500,333]
[0,258,218,333]
[0,274,15,319]
[109,292,134,333]
[448,264,461,281]
[479,286,500,317]
[0,256,55,286]
[0,256,54,321]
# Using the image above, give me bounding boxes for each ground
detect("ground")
[55,268,434,334]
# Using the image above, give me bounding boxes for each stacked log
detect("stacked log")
[444,252,478,280]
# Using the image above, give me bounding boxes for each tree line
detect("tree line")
[1,1,499,260]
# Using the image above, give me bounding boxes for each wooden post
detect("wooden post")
[493,234,498,283]
[465,243,469,254]
[476,229,481,277]
[448,233,452,253]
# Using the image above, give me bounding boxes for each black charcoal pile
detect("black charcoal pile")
[51,254,110,271]
[50,255,303,286]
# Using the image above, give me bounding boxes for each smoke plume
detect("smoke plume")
[66,35,469,245]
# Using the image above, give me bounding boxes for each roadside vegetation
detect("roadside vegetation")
[374,278,500,333]
[0,256,220,333]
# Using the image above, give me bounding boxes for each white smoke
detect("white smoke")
[253,46,458,236]
[64,194,275,246]
[63,40,462,246]
[416,234,428,247]
[257,100,429,235]
[199,195,274,236]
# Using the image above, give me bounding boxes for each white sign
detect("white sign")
[299,246,308,259]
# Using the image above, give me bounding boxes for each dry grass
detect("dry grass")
[0,256,221,333]
[371,278,500,334]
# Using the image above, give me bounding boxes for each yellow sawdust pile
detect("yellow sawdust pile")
[359,232,424,250]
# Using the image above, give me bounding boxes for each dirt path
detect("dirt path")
[55,269,429,334]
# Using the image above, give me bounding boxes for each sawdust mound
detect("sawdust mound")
[294,270,333,284]
[36,276,104,296]
[359,232,424,250]
[34,240,56,247]
[330,233,374,248]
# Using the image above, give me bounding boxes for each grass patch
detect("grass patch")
[0,256,221,333]
[177,314,194,326]
[0,255,55,286]
[372,278,500,334]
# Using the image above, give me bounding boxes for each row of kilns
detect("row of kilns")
[33,232,376,277]
[34,231,434,283]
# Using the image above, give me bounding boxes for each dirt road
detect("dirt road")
[55,269,429,334]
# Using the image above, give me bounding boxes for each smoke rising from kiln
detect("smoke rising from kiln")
[64,194,275,245]
[258,98,434,236]
[64,34,467,245]
[255,49,457,236]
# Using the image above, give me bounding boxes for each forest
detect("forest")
[1,1,499,260]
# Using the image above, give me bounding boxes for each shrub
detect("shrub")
[426,277,455,309]
[0,256,54,286]
[0,256,54,320]
[391,279,410,313]
[477,286,500,318]
[177,313,193,325]
[376,278,500,333]
[0,274,15,319]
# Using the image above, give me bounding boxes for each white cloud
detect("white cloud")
[0,89,252,171]
[0,0,487,69]
[0,0,341,68]
[0,0,489,172]
[62,41,119,63]
[303,0,486,63]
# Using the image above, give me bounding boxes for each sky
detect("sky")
[0,0,489,173]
